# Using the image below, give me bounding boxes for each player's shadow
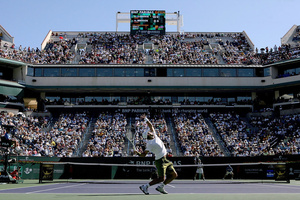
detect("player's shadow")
[78,194,160,197]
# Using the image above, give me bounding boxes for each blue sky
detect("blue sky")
[1,0,299,50]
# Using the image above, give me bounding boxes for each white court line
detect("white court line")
[258,183,300,190]
[26,183,86,194]
[0,182,64,192]
[167,184,176,188]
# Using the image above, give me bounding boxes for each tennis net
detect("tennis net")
[36,161,297,184]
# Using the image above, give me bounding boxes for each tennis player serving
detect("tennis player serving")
[136,114,178,195]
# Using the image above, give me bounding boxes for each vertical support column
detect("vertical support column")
[40,92,46,100]
[38,92,46,112]
[271,66,278,79]
[251,92,257,101]
[116,12,119,32]
[274,90,280,101]
[177,11,180,33]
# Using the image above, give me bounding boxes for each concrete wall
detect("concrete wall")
[25,76,268,88]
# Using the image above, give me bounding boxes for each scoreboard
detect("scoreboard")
[130,10,166,35]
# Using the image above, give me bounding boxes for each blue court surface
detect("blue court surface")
[1,179,300,200]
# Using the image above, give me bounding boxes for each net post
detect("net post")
[39,163,42,184]
[260,162,263,184]
[274,162,290,183]
[39,163,54,184]
[286,163,290,183]
[111,166,118,179]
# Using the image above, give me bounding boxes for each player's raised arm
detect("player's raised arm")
[141,114,155,132]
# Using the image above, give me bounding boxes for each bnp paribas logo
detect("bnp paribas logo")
[24,168,32,174]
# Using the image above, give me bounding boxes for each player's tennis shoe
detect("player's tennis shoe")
[156,185,168,194]
[139,184,149,195]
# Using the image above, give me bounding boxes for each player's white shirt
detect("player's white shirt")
[145,133,167,160]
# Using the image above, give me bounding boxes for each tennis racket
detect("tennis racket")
[126,128,137,152]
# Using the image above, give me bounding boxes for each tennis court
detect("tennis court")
[1,179,300,200]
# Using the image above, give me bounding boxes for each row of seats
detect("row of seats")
[1,32,299,65]
[83,112,127,157]
[210,112,300,156]
[174,112,223,157]
[1,111,300,157]
[0,112,88,157]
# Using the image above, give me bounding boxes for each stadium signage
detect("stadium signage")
[24,168,33,175]
[273,156,288,161]
[128,160,182,165]
[0,141,10,147]
[19,157,35,162]
[119,108,208,113]
[178,109,208,113]
[0,174,9,178]
[130,10,165,35]
[120,109,149,113]
[131,10,157,14]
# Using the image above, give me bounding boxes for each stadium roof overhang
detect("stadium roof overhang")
[31,64,264,68]
[0,79,25,97]
[264,57,300,67]
[0,57,26,69]
[23,75,300,95]
[24,85,264,96]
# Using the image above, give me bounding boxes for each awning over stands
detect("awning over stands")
[0,57,25,68]
[0,79,25,97]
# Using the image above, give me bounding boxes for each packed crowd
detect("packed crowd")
[50,113,89,157]
[149,34,219,64]
[0,112,89,157]
[250,114,300,155]
[1,31,299,65]
[216,33,260,65]
[2,109,300,158]
[83,112,127,157]
[78,33,146,64]
[174,112,223,157]
[209,112,261,157]
[0,39,75,64]
[209,111,300,157]
[257,44,300,65]
[0,112,51,156]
